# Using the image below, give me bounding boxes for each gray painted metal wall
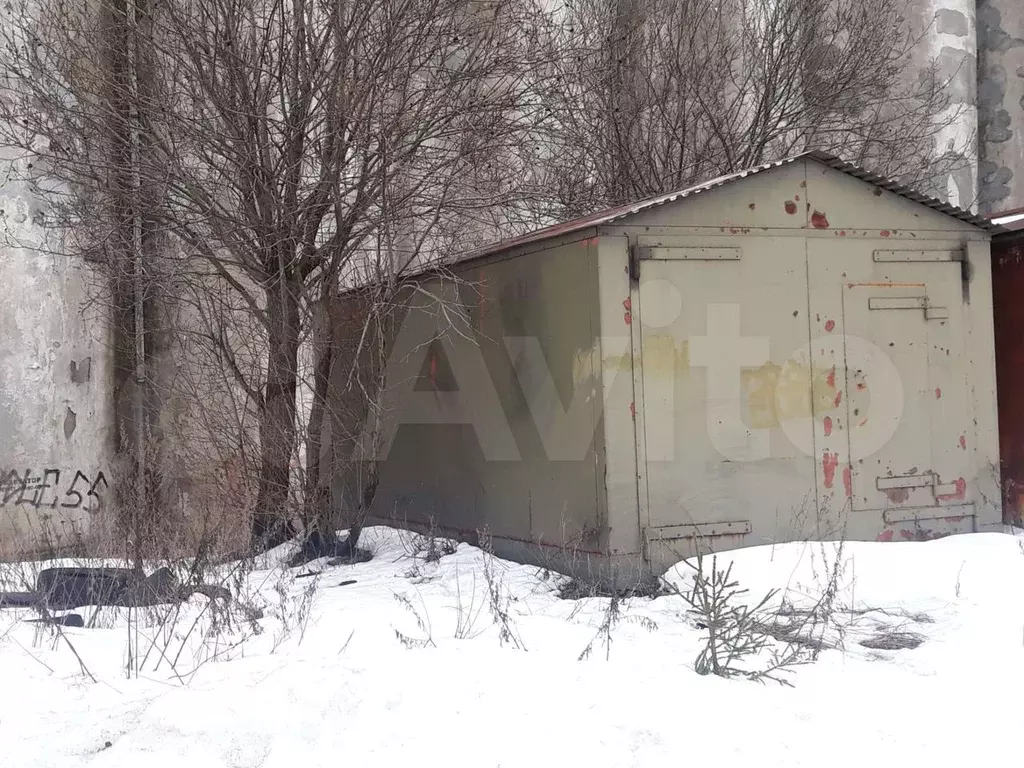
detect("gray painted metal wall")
[611,160,1000,572]
[334,236,623,578]
[344,158,1001,584]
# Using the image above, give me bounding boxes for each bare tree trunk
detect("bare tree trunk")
[608,0,640,205]
[127,0,147,576]
[300,295,336,550]
[251,273,302,550]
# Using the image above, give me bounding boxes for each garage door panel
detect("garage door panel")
[637,237,816,546]
[837,255,972,515]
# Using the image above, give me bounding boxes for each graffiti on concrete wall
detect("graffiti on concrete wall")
[0,468,108,510]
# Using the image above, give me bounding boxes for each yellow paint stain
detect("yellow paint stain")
[678,340,690,369]
[740,360,844,429]
[602,352,633,372]
[640,334,687,376]
[779,361,820,419]
[572,347,595,388]
[742,362,782,429]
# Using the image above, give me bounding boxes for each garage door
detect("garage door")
[821,242,975,533]
[634,236,817,558]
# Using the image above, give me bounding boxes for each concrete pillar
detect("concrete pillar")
[978,0,1024,215]
[0,153,115,555]
[911,1,979,210]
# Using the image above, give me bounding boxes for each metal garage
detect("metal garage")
[335,151,1003,582]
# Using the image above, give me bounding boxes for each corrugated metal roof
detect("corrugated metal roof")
[991,209,1024,233]
[460,150,1005,263]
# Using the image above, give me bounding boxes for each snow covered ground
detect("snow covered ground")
[1,526,1023,767]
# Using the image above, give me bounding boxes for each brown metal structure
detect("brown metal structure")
[992,218,1024,525]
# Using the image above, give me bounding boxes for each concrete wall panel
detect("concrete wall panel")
[0,161,113,555]
[978,0,1024,213]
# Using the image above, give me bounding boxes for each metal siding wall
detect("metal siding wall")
[353,239,607,558]
[992,233,1024,524]
[595,236,641,557]
[619,160,998,570]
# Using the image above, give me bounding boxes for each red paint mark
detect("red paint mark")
[877,530,894,542]
[858,418,868,427]
[429,355,437,385]
[795,194,801,201]
[784,200,798,215]
[623,297,632,325]
[959,435,967,450]
[935,387,941,399]
[839,230,847,237]
[885,487,910,504]
[822,452,839,489]
[936,477,967,502]
[834,390,843,407]
[843,466,852,498]
[824,319,835,332]
[826,366,836,388]
[857,382,866,391]
[823,416,833,436]
[729,227,739,234]
[811,210,830,228]
[629,401,636,419]
[623,297,631,311]
[880,230,891,237]
[900,529,915,540]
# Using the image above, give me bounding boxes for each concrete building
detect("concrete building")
[978,0,1024,215]
[0,154,114,556]
[343,152,1004,580]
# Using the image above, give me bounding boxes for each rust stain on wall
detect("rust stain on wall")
[936,477,967,502]
[885,487,910,504]
[847,281,926,289]
[822,451,839,488]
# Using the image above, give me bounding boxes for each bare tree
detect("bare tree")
[529,0,970,218]
[0,0,539,555]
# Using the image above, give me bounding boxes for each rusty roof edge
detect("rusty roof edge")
[453,151,1006,267]
[801,151,1008,234]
